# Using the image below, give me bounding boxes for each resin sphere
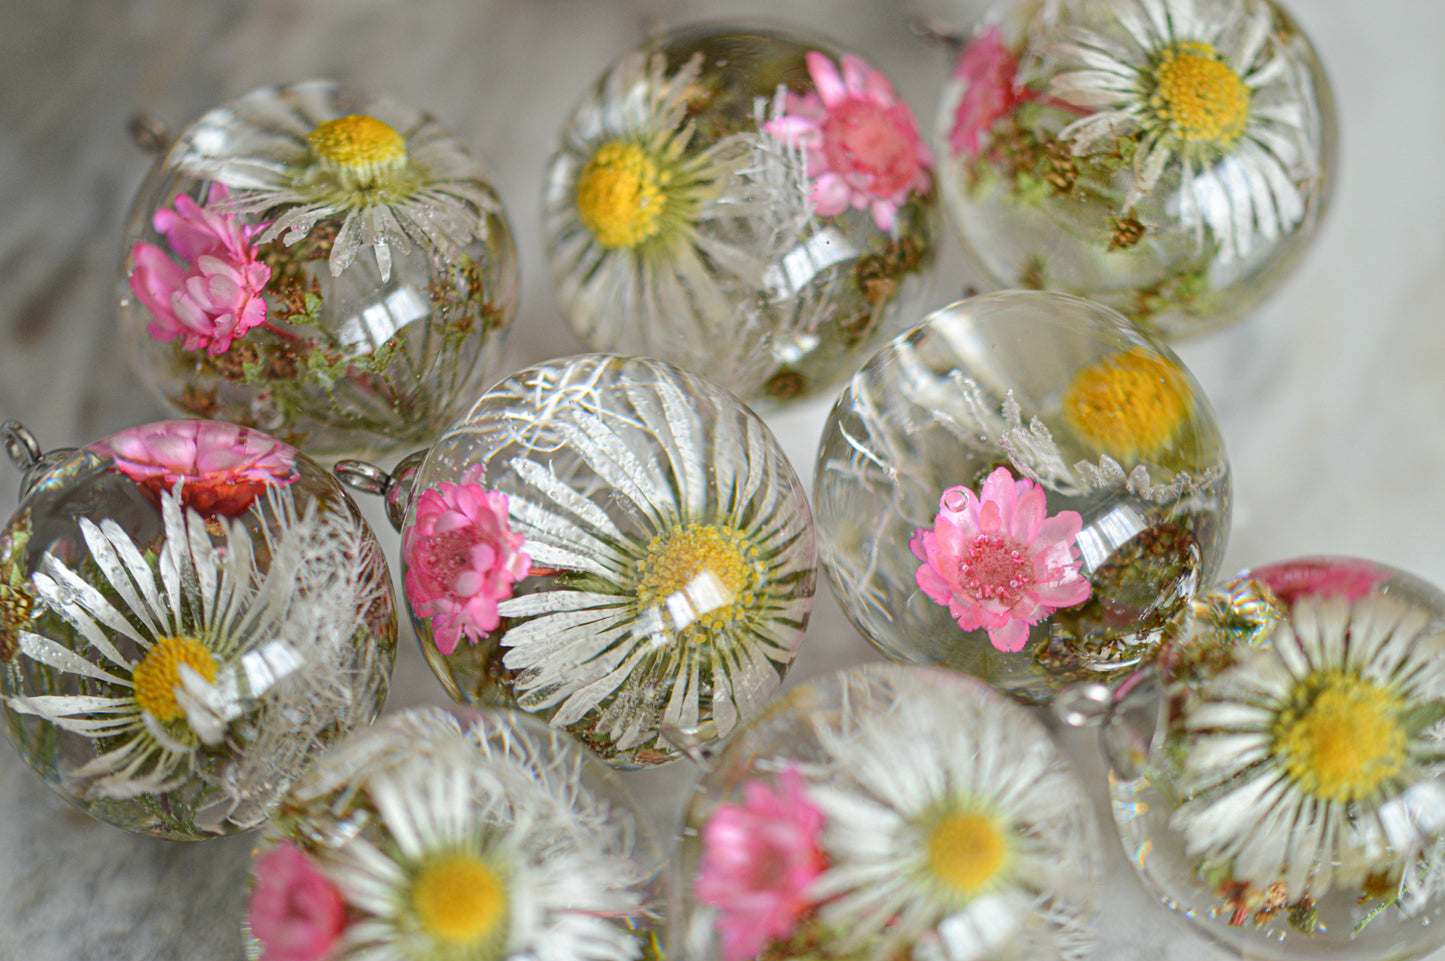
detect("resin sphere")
[1111,557,1445,961]
[0,419,397,839]
[119,80,519,460]
[936,0,1335,338]
[673,663,1100,961]
[813,290,1230,703]
[396,354,816,767]
[543,24,937,407]
[246,705,664,961]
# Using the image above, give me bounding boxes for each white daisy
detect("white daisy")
[1047,0,1322,263]
[1171,592,1445,903]
[465,355,816,764]
[803,667,1099,961]
[5,484,393,833]
[178,80,501,283]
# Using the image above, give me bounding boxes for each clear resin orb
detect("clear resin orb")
[813,290,1230,703]
[0,419,397,839]
[1111,557,1445,961]
[543,24,938,407]
[246,705,664,961]
[119,80,519,460]
[673,663,1100,961]
[936,0,1335,338]
[394,354,816,767]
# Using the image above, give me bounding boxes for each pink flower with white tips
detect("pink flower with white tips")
[910,466,1090,652]
[129,182,271,356]
[766,51,932,232]
[403,482,531,655]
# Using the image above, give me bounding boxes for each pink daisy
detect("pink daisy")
[1252,556,1390,608]
[910,466,1091,653]
[129,182,271,356]
[766,51,932,232]
[90,419,298,517]
[695,766,826,961]
[402,483,531,655]
[248,843,348,961]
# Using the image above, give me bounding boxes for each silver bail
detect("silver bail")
[2,421,76,500]
[334,449,426,532]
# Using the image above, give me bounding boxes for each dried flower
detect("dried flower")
[1252,557,1390,607]
[403,483,531,656]
[949,26,1030,159]
[129,183,271,355]
[249,843,348,961]
[911,466,1090,652]
[767,51,932,232]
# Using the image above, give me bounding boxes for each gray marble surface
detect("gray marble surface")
[1,0,1443,959]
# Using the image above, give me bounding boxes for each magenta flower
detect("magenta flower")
[766,51,932,232]
[910,466,1091,653]
[249,843,348,961]
[695,766,826,961]
[129,182,271,356]
[90,420,297,516]
[1252,557,1389,608]
[948,26,1029,159]
[403,483,531,655]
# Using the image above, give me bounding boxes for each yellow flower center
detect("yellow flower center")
[307,115,408,174]
[926,811,1009,897]
[1062,346,1192,462]
[635,523,757,631]
[410,852,508,947]
[575,141,669,249]
[132,635,218,721]
[1274,671,1408,804]
[1150,42,1251,144]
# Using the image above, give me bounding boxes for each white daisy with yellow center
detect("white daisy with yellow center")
[1172,592,1445,900]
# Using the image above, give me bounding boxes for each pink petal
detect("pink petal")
[987,616,1031,652]
[809,173,851,217]
[806,50,847,107]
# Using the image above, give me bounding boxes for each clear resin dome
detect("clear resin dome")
[392,354,817,767]
[543,24,938,407]
[119,80,519,460]
[1110,557,1445,961]
[813,290,1230,703]
[936,0,1335,338]
[0,419,397,839]
[673,663,1100,961]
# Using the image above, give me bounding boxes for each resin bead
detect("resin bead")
[543,24,937,407]
[246,706,664,961]
[119,80,518,460]
[1110,557,1445,961]
[936,0,1335,338]
[380,354,816,767]
[813,290,1230,703]
[673,664,1100,961]
[0,419,397,839]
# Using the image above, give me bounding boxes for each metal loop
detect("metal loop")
[909,17,965,52]
[333,459,394,497]
[128,111,173,154]
[2,421,42,470]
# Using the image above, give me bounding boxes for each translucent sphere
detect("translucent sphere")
[542,24,938,407]
[936,0,1335,338]
[0,419,397,839]
[245,706,664,961]
[1111,557,1445,961]
[396,354,817,767]
[813,290,1230,703]
[673,663,1101,961]
[119,80,519,460]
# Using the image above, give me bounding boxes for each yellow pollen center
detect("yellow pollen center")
[307,115,408,171]
[575,141,669,249]
[410,853,508,947]
[636,523,756,630]
[1274,671,1408,804]
[1062,347,1192,462]
[132,635,218,721]
[1151,42,1250,144]
[926,811,1009,897]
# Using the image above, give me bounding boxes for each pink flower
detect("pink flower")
[403,483,531,655]
[695,766,826,961]
[129,182,271,356]
[948,26,1029,159]
[766,51,932,232]
[1252,557,1389,608]
[90,419,298,516]
[249,844,347,961]
[910,466,1091,653]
